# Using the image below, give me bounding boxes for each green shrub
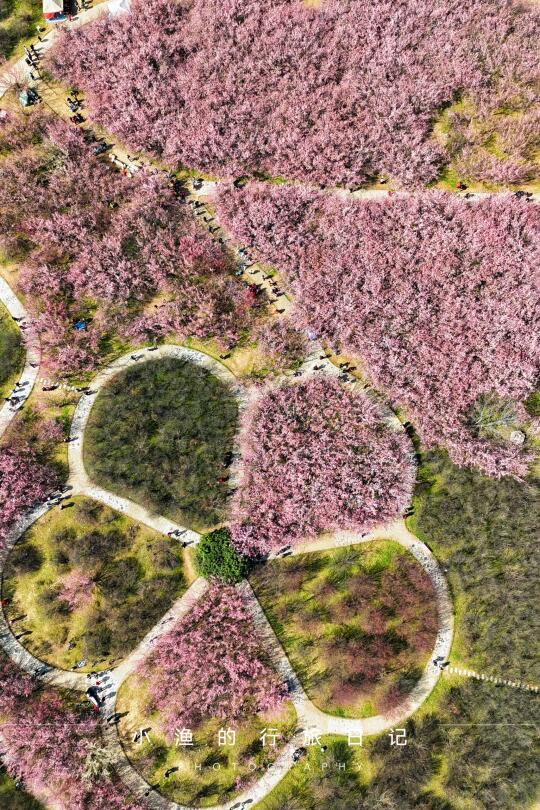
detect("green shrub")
[8,542,43,574]
[51,548,70,568]
[150,538,182,571]
[51,526,76,544]
[0,306,23,393]
[195,528,248,583]
[75,500,104,524]
[524,390,540,417]
[96,556,142,602]
[67,528,127,570]
[84,357,239,530]
[82,618,111,659]
[36,586,70,617]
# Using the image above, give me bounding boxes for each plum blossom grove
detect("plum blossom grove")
[255,315,308,371]
[216,185,540,479]
[231,377,414,556]
[0,413,63,546]
[0,112,259,374]
[0,654,145,809]
[138,583,287,738]
[47,0,540,187]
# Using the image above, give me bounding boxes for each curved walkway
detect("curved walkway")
[97,519,452,810]
[0,222,454,810]
[0,276,40,440]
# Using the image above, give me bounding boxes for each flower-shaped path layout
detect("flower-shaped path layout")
[0,275,453,809]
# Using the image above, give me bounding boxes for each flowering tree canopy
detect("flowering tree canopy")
[0,443,58,546]
[231,377,414,555]
[48,0,540,187]
[216,185,540,478]
[140,583,287,737]
[255,316,308,371]
[0,654,144,809]
[0,113,257,374]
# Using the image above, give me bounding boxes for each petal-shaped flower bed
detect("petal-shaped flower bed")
[84,357,239,531]
[2,497,190,671]
[250,539,438,717]
[231,376,413,556]
[117,583,295,806]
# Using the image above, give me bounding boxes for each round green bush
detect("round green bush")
[524,390,540,417]
[195,528,248,584]
[8,542,43,574]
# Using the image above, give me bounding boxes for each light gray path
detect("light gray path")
[0,85,459,810]
[0,276,40,440]
[199,178,540,204]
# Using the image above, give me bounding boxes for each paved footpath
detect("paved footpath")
[0,276,41,441]
[0,2,114,99]
[0,226,455,810]
[0,194,454,810]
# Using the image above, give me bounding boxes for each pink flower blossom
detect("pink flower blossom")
[0,443,58,546]
[216,185,539,478]
[47,0,540,187]
[59,569,95,610]
[139,583,287,738]
[231,376,414,555]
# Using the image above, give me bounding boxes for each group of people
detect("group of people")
[166,528,195,548]
[4,380,28,410]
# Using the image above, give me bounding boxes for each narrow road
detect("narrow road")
[0,276,40,440]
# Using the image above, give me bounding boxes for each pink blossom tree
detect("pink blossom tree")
[255,316,308,371]
[47,0,540,187]
[0,113,259,374]
[0,443,58,546]
[0,654,144,809]
[59,569,95,610]
[231,376,414,555]
[216,185,539,478]
[139,583,287,738]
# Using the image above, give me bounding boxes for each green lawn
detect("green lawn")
[117,674,296,808]
[84,357,239,531]
[249,540,438,718]
[0,300,23,399]
[0,0,41,61]
[2,497,188,671]
[0,769,44,810]
[256,452,540,810]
